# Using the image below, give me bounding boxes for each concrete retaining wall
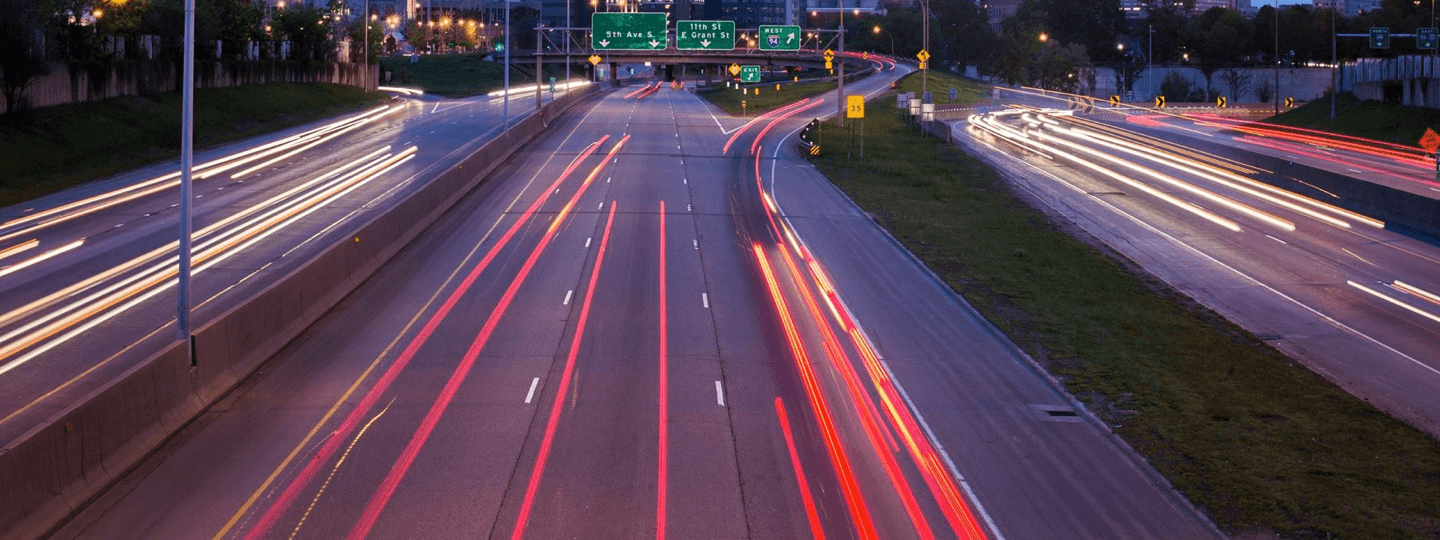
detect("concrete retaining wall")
[0,85,599,540]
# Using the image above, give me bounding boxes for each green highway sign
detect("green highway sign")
[740,65,762,83]
[1370,27,1390,49]
[758,25,801,51]
[1421,27,1439,50]
[677,20,734,50]
[592,12,668,50]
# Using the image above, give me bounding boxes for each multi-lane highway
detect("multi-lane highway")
[47,69,1222,539]
[963,105,1440,438]
[0,85,570,442]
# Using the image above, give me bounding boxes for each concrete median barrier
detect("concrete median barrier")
[0,85,598,540]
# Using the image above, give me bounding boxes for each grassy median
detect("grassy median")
[1268,91,1440,147]
[698,80,837,116]
[0,82,386,209]
[378,52,533,97]
[811,71,1440,539]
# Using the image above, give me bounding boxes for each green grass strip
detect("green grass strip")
[0,83,387,209]
[698,79,837,116]
[1268,92,1440,148]
[810,71,1440,539]
[378,53,533,98]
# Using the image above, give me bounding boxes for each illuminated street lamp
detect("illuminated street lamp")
[873,25,893,57]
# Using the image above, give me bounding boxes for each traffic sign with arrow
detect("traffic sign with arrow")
[588,54,602,66]
[758,25,801,51]
[677,20,734,50]
[739,65,762,83]
[917,49,930,62]
[592,13,668,50]
[823,49,835,61]
[728,63,741,76]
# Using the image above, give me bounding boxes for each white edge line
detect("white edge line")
[525,377,540,403]
[764,121,1008,540]
[881,360,1008,540]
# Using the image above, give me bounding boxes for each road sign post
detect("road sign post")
[592,13,668,50]
[846,95,865,159]
[739,65,761,83]
[677,20,735,51]
[1370,27,1390,49]
[757,25,801,51]
[1421,27,1438,50]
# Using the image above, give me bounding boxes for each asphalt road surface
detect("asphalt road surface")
[962,106,1440,439]
[0,85,566,443]
[53,67,1219,539]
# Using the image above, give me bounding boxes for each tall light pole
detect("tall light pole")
[1148,24,1153,99]
[921,0,929,96]
[1274,0,1280,116]
[1331,3,1337,119]
[363,0,370,90]
[178,0,195,352]
[504,0,511,128]
[838,0,846,128]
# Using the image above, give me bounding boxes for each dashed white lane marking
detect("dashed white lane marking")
[693,239,698,249]
[585,237,592,248]
[683,178,687,185]
[702,293,709,308]
[1266,235,1287,245]
[598,202,605,210]
[715,381,725,406]
[563,290,574,305]
[525,377,540,403]
[687,204,692,212]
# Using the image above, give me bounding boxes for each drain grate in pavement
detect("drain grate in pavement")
[1029,404,1085,422]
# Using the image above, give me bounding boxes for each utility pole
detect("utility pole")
[921,0,929,96]
[566,0,571,95]
[504,0,511,129]
[363,0,370,90]
[1148,24,1153,99]
[838,0,846,128]
[178,0,194,357]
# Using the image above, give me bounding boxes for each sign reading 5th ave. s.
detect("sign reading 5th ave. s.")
[592,13,668,50]
[677,20,734,50]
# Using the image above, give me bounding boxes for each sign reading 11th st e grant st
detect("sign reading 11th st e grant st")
[592,12,668,50]
[677,20,735,51]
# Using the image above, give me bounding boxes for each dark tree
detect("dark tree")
[0,0,52,114]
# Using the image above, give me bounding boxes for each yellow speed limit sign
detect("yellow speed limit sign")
[846,95,864,119]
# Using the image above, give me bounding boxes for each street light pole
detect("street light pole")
[921,0,929,96]
[1331,3,1337,119]
[504,0,510,129]
[1274,0,1280,116]
[363,0,370,90]
[838,0,846,128]
[178,0,194,353]
[1148,24,1153,99]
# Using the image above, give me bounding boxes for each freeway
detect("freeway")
[0,84,571,442]
[53,69,1217,538]
[962,107,1440,438]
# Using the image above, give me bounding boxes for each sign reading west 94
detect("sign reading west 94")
[592,13,668,50]
[757,25,801,51]
[677,20,735,50]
